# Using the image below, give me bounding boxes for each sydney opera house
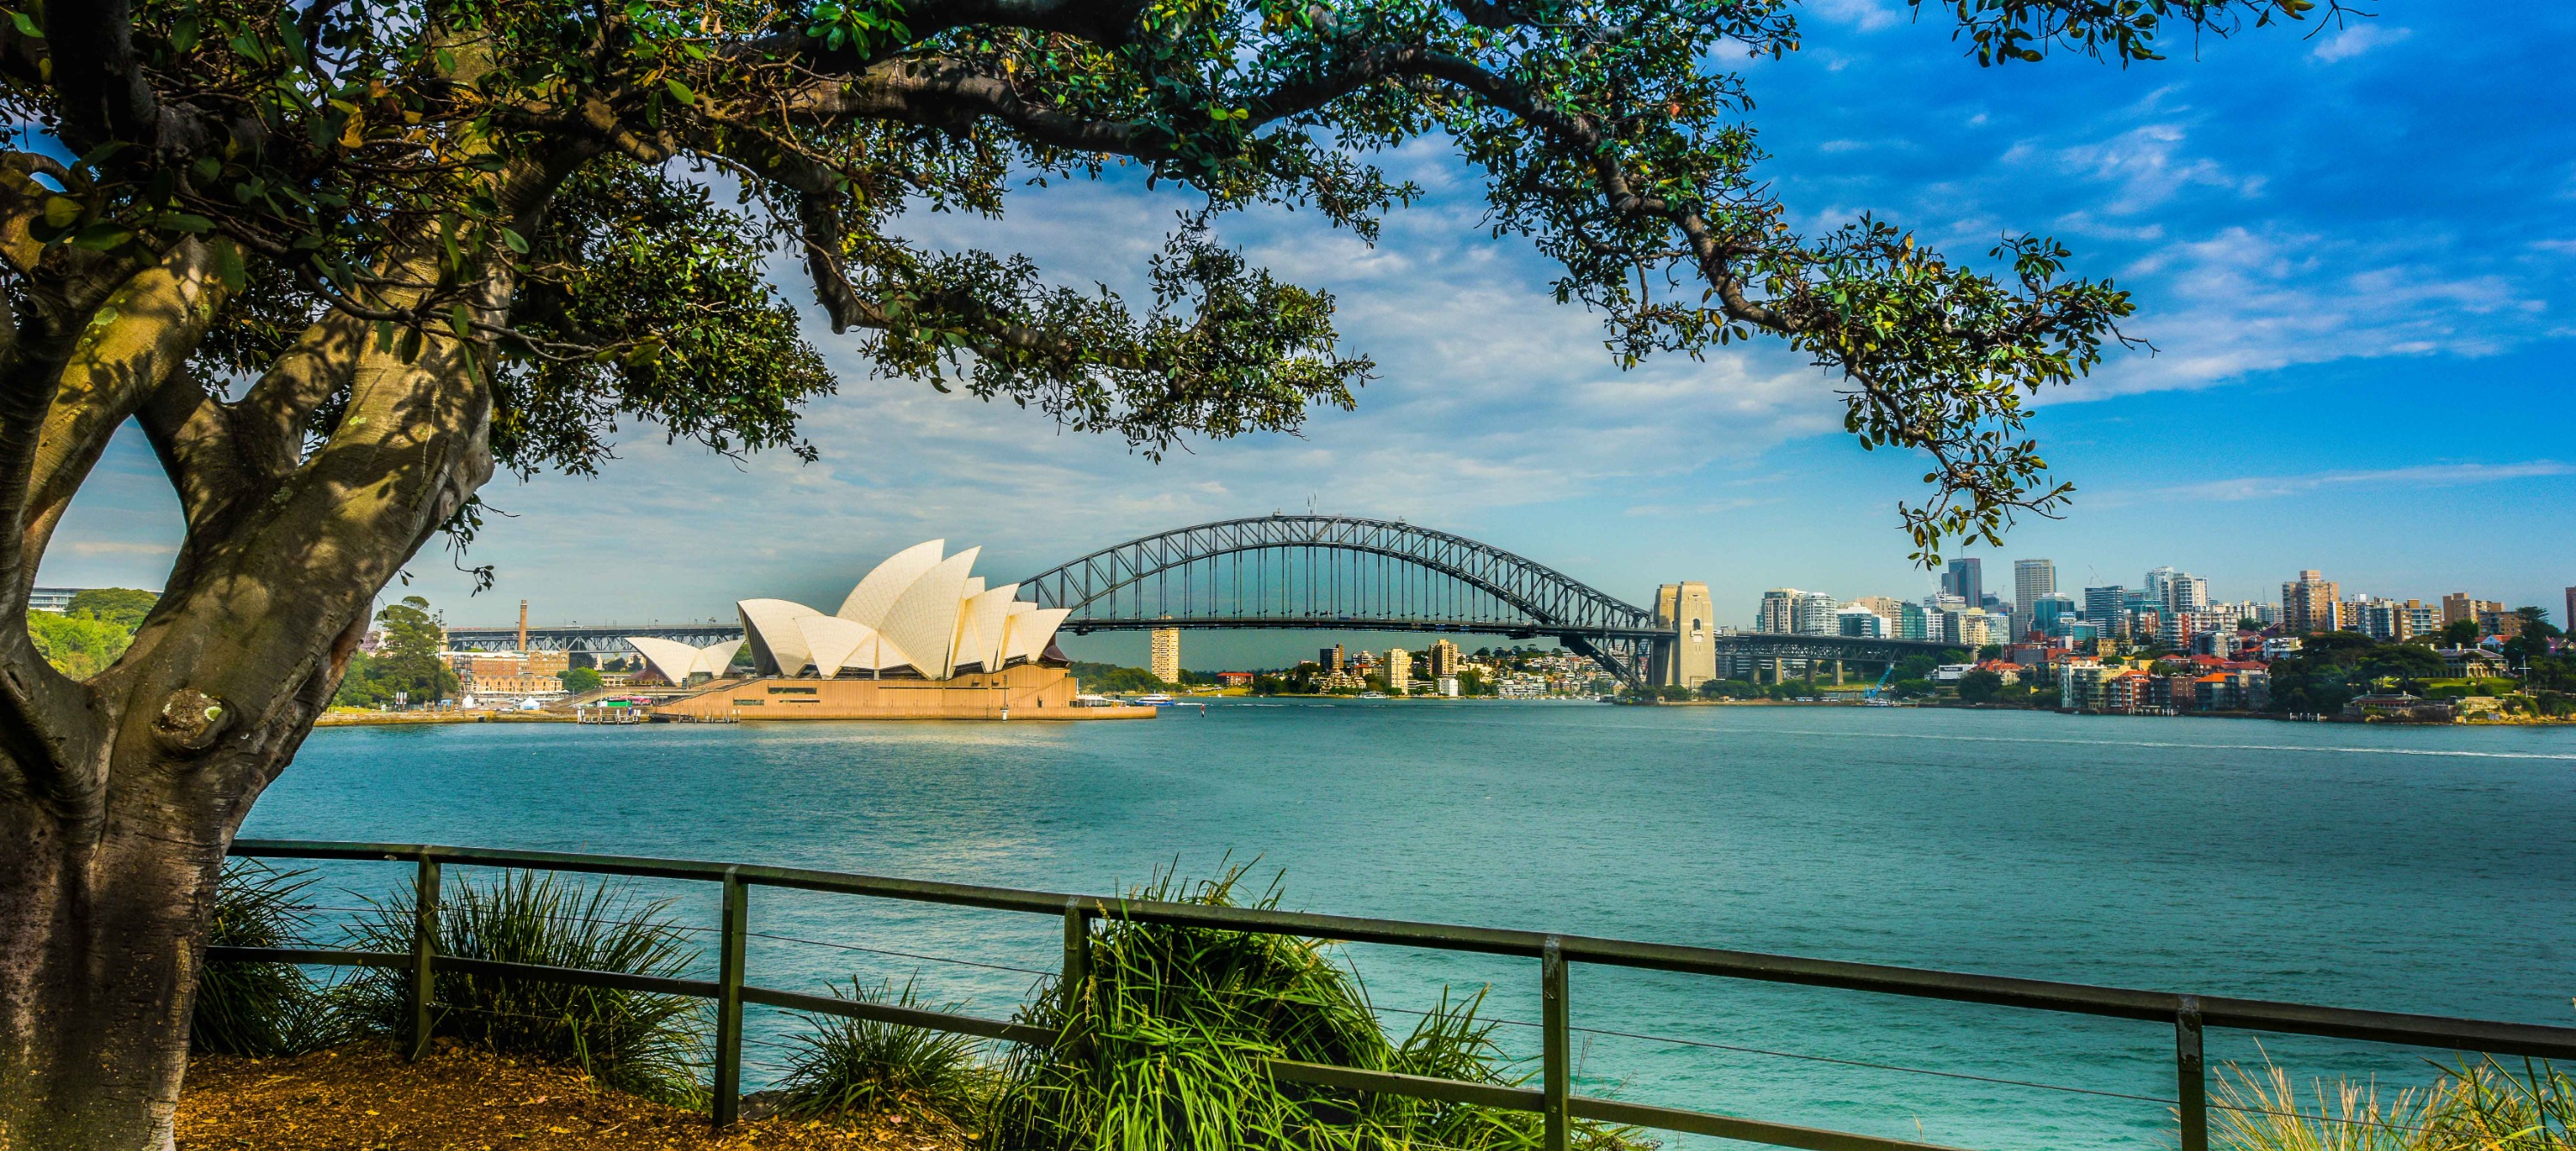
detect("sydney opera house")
[644,541,1144,721]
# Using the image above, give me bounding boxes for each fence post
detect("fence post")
[1061,898,1092,1054]
[408,852,439,1062]
[2176,996,2207,1151]
[713,868,747,1128]
[1542,935,1570,1151]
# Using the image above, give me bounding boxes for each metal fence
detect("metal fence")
[209,839,2576,1151]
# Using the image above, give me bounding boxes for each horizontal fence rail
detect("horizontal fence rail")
[214,839,2576,1151]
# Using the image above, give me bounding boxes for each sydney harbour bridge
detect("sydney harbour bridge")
[447,514,1956,686]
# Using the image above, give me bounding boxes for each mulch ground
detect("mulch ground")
[177,1042,977,1151]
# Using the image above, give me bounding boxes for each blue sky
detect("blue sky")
[41,3,2576,666]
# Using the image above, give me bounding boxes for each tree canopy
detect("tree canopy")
[4,0,2345,568]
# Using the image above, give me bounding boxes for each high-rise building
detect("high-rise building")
[1650,580,1717,688]
[1850,595,1907,619]
[1757,589,1801,633]
[2281,570,2341,635]
[1150,627,1181,685]
[2083,585,2127,627]
[1897,601,1929,640]
[1384,647,1412,695]
[2567,588,2575,637]
[1320,644,1345,673]
[2443,593,2505,626]
[1793,592,1841,637]
[2027,592,2076,638]
[1427,639,1461,677]
[2167,574,2208,615]
[2009,560,2056,642]
[1941,559,1983,610]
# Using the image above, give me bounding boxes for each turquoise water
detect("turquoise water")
[246,703,2576,1150]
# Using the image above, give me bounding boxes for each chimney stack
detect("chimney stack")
[517,599,529,653]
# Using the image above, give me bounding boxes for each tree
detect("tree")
[1957,669,2005,704]
[65,588,160,629]
[557,667,604,694]
[0,0,2346,1141]
[2442,619,2483,647]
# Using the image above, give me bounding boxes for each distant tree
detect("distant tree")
[371,597,457,706]
[64,588,159,629]
[1067,660,1164,694]
[26,613,132,680]
[2441,620,2484,647]
[1458,669,1491,697]
[557,668,604,694]
[1976,644,2005,661]
[1957,669,2005,704]
[1892,678,1935,699]
[2237,617,2263,632]
[2515,607,2561,640]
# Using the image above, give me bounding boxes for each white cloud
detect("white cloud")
[2093,461,2573,506]
[2053,123,2260,214]
[1804,0,1902,32]
[2312,25,2412,64]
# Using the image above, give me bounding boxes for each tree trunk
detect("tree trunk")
[0,657,338,1150]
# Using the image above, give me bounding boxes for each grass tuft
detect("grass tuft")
[775,978,993,1123]
[191,861,355,1056]
[341,869,708,1105]
[2214,1055,2576,1151]
[987,862,1651,1151]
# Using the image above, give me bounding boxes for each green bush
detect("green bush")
[191,862,354,1056]
[27,610,133,679]
[342,870,707,1104]
[989,865,1649,1151]
[777,978,993,1123]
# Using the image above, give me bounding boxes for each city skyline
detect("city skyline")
[29,5,2575,651]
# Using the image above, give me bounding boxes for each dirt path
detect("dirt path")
[178,1043,975,1150]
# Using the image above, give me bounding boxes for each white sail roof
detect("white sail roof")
[878,548,980,681]
[627,636,741,682]
[1005,607,1071,665]
[835,540,944,630]
[732,542,1062,682]
[952,584,1021,672]
[738,598,822,676]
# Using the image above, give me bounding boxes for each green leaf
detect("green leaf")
[69,222,133,251]
[663,77,695,105]
[7,9,39,38]
[498,226,528,254]
[212,240,246,291]
[449,306,473,339]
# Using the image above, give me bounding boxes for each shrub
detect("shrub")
[342,870,707,1104]
[989,864,1650,1151]
[2212,1056,2576,1151]
[191,861,353,1056]
[776,978,993,1123]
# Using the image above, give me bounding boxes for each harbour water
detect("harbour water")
[246,703,2576,1150]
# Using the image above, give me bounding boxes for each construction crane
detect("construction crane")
[1862,664,1898,703]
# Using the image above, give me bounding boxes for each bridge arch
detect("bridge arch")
[1015,515,1662,682]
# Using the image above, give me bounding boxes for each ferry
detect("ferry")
[1133,693,1178,706]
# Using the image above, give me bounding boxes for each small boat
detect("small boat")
[1358,692,1388,700]
[1134,693,1177,706]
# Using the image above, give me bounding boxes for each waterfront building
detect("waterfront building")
[2281,570,2342,635]
[1321,644,1346,673]
[27,586,79,614]
[654,539,1122,722]
[1941,558,1983,609]
[1384,647,1413,695]
[1150,625,1181,685]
